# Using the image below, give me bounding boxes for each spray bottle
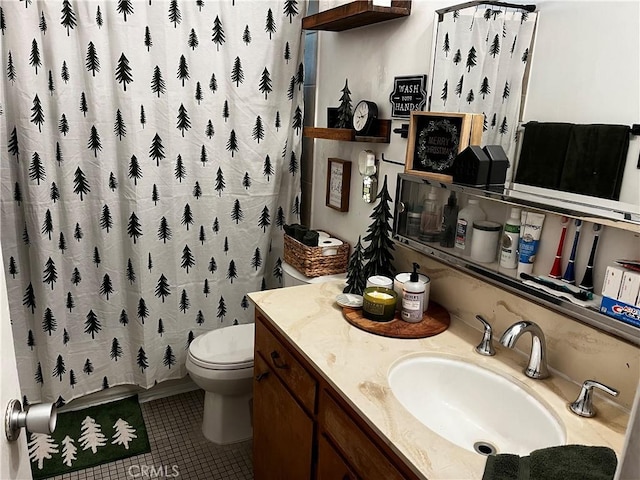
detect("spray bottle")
[401,263,425,323]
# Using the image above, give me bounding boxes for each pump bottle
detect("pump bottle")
[401,263,425,323]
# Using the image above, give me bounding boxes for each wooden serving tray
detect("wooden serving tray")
[343,302,450,339]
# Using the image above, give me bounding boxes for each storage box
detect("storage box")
[283,233,349,278]
[618,271,640,306]
[600,296,640,329]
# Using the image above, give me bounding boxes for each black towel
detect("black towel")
[482,445,617,480]
[559,124,629,200]
[515,122,630,200]
[514,122,573,189]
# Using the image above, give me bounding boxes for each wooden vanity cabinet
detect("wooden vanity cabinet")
[253,312,420,480]
[253,317,316,480]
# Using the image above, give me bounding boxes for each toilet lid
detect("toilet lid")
[189,323,254,370]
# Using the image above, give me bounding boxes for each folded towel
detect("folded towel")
[482,445,617,480]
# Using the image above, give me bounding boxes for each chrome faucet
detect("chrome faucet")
[473,315,495,356]
[499,321,549,379]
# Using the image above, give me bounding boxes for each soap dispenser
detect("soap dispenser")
[401,263,425,323]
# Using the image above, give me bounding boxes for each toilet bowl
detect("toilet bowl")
[185,323,254,445]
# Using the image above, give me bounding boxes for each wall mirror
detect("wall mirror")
[426,0,640,227]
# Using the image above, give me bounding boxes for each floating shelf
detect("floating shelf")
[304,119,392,143]
[302,1,412,32]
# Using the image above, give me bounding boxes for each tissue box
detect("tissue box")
[600,296,640,328]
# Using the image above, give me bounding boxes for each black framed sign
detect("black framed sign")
[326,158,351,212]
[405,111,484,181]
[389,75,428,119]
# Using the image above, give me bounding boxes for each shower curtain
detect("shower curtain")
[430,6,537,169]
[0,0,306,405]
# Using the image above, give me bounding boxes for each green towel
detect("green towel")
[482,445,617,480]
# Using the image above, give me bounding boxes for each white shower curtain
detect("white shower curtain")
[430,6,537,169]
[0,0,306,405]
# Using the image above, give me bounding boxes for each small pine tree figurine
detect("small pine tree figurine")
[363,175,395,279]
[336,79,353,128]
[343,236,366,295]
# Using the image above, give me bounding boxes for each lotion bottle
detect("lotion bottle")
[439,191,458,248]
[455,198,486,255]
[401,263,424,323]
[500,207,521,269]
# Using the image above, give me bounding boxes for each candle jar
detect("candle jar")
[362,287,398,322]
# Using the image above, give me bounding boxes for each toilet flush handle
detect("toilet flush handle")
[270,351,288,369]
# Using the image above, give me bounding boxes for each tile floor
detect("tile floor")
[46,390,253,480]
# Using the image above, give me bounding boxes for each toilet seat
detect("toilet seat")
[189,323,254,370]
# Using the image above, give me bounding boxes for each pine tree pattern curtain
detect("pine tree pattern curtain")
[0,0,306,406]
[430,6,537,168]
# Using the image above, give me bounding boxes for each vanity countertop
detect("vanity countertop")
[248,281,630,480]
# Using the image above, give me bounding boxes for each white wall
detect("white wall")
[0,249,33,480]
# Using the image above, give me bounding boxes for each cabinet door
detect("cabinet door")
[253,353,314,480]
[317,433,359,480]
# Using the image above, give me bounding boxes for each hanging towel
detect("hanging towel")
[482,445,618,480]
[559,124,630,200]
[514,122,574,189]
[515,122,630,200]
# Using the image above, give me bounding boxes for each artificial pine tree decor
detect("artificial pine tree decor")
[363,175,395,279]
[336,79,353,129]
[343,236,366,295]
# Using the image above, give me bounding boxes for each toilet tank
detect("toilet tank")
[282,262,345,287]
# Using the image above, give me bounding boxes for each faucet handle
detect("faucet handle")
[473,315,495,356]
[569,379,619,418]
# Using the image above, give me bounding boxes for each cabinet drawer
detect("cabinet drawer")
[317,433,359,480]
[319,390,406,480]
[255,316,316,414]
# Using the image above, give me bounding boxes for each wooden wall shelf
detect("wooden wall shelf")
[302,1,411,31]
[304,119,391,143]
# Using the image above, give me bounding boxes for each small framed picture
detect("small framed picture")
[326,158,351,212]
[405,111,483,182]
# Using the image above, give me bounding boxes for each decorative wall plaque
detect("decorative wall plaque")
[404,111,484,182]
[389,75,427,119]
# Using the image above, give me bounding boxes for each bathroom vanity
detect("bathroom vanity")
[249,281,629,479]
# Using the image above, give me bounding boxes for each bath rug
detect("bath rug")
[28,395,150,479]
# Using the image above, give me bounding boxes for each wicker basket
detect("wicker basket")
[283,233,349,278]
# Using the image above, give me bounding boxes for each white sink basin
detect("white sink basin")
[388,354,566,455]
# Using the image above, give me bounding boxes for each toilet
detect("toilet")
[186,323,255,445]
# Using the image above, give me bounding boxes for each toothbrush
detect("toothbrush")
[562,219,582,285]
[578,224,602,292]
[549,216,569,278]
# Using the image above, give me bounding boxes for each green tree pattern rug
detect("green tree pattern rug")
[28,396,150,479]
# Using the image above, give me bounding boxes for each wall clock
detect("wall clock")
[326,158,352,212]
[352,100,378,135]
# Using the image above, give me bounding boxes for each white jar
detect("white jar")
[470,221,502,263]
[366,275,393,289]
